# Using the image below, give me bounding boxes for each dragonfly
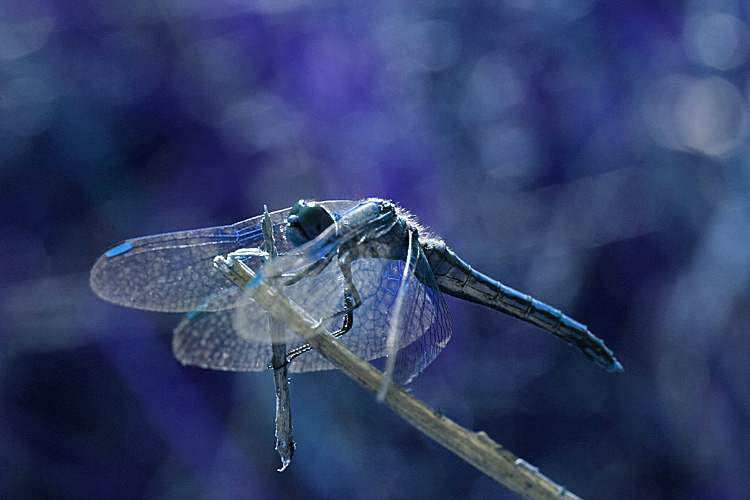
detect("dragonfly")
[91,199,622,467]
[91,198,622,381]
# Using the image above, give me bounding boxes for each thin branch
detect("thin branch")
[260,206,295,471]
[214,254,583,500]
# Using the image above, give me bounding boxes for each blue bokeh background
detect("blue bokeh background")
[2,1,750,499]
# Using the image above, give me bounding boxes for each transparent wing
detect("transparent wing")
[172,257,351,370]
[173,252,453,384]
[388,251,454,383]
[89,201,360,312]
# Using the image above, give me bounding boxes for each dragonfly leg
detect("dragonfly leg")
[281,251,361,365]
[311,251,362,326]
[282,289,355,365]
[282,252,336,286]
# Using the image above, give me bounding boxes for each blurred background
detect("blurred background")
[2,0,749,498]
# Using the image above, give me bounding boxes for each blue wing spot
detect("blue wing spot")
[105,241,134,258]
[187,301,209,320]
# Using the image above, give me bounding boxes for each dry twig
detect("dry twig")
[214,253,583,500]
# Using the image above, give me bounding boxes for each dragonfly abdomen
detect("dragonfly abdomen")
[423,240,559,325]
[422,240,622,372]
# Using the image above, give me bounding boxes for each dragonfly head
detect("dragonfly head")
[285,199,335,247]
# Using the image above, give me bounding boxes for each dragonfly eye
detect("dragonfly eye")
[285,200,335,246]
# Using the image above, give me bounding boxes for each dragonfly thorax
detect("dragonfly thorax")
[334,200,413,262]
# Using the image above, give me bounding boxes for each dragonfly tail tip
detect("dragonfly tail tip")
[609,358,624,373]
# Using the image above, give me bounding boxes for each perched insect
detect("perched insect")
[91,198,622,384]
